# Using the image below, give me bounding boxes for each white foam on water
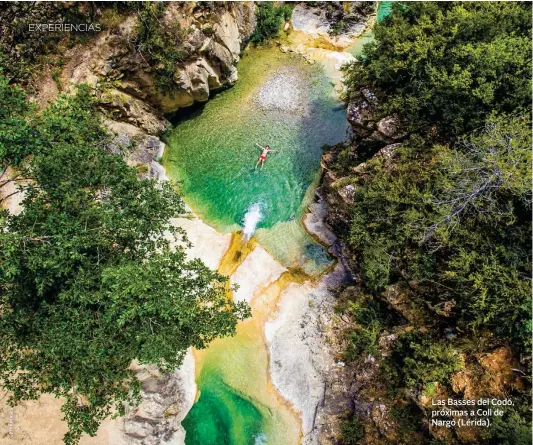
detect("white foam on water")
[254,433,268,445]
[242,203,262,240]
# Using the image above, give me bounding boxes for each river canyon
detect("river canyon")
[0,3,390,445]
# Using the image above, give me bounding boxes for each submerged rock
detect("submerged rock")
[254,67,309,116]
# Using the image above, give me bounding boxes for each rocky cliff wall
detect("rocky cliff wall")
[60,2,256,180]
[319,85,528,445]
[321,89,405,254]
[35,2,256,136]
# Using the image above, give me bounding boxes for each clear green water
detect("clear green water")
[181,323,299,445]
[348,32,375,56]
[167,8,395,442]
[377,1,393,22]
[349,1,393,57]
[165,45,348,445]
[182,379,263,445]
[182,340,258,445]
[164,46,348,233]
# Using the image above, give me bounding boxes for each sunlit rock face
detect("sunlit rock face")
[291,3,373,48]
[265,263,348,444]
[120,352,197,445]
[231,246,287,304]
[168,216,232,272]
[48,3,256,134]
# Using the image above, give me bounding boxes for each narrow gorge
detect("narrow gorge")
[2,3,529,445]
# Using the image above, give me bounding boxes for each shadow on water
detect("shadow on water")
[167,101,207,126]
[166,87,232,126]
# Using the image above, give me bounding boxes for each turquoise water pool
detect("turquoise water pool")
[377,1,393,22]
[164,47,348,233]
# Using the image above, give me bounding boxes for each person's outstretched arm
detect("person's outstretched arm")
[255,143,265,150]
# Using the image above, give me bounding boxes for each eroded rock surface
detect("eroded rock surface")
[231,246,287,304]
[266,263,348,445]
[291,3,375,48]
[118,352,196,445]
[303,187,337,247]
[44,3,256,135]
[0,167,25,216]
[168,215,232,272]
[254,67,309,116]
[0,353,196,445]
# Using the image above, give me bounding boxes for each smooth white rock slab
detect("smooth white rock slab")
[265,263,346,444]
[231,246,287,304]
[169,216,232,271]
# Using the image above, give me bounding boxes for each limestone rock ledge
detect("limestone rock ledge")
[118,352,196,445]
[291,2,376,49]
[322,87,405,242]
[265,262,349,445]
[266,186,353,445]
[52,2,256,134]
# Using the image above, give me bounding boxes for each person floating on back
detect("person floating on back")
[255,143,277,170]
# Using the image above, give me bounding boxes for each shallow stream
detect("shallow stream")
[164,45,345,445]
[163,4,391,443]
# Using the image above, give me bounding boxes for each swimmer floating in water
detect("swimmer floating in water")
[255,143,278,170]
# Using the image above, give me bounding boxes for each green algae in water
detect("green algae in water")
[164,46,348,233]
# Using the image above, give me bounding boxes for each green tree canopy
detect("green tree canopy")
[0,80,249,444]
[0,75,37,167]
[250,2,292,43]
[343,2,532,136]
[337,3,532,443]
[349,115,532,350]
